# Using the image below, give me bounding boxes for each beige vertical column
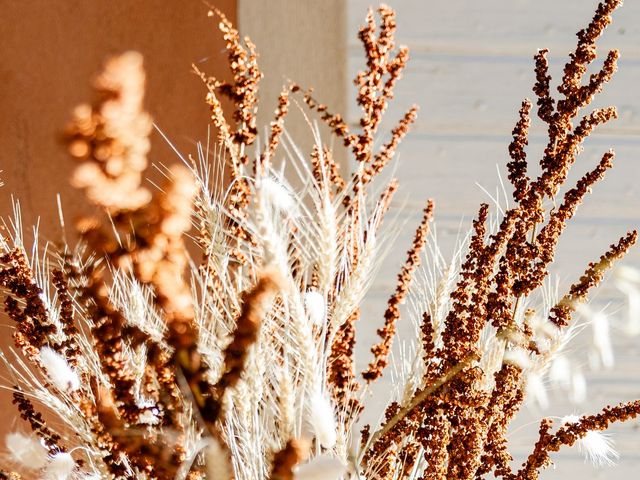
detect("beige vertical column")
[238,0,347,168]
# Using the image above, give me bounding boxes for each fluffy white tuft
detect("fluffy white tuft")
[308,392,337,449]
[561,416,619,467]
[44,452,76,480]
[304,291,326,326]
[260,177,296,214]
[39,346,80,391]
[529,315,559,342]
[294,454,347,480]
[525,371,549,409]
[5,432,49,469]
[548,354,571,390]
[562,414,580,424]
[503,348,532,370]
[614,265,640,284]
[580,431,619,467]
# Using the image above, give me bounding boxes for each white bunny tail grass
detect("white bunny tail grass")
[561,415,620,467]
[44,452,76,480]
[5,432,49,470]
[525,371,550,410]
[304,290,326,327]
[308,391,338,449]
[503,347,532,370]
[570,368,588,405]
[259,176,298,216]
[39,346,80,392]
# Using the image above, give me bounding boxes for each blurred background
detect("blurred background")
[348,1,640,478]
[2,0,640,478]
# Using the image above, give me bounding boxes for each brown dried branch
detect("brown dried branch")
[507,100,532,203]
[362,200,434,382]
[550,230,638,327]
[516,399,640,480]
[210,270,281,417]
[65,51,152,213]
[270,439,307,480]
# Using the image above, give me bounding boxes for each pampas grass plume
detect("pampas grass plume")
[308,391,337,449]
[562,415,620,467]
[503,348,532,370]
[5,432,49,470]
[39,346,80,392]
[304,291,326,326]
[44,452,76,480]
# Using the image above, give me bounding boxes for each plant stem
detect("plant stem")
[358,354,476,466]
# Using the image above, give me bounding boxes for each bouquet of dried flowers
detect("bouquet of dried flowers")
[1,1,639,479]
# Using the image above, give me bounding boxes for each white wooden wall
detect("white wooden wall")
[346,1,640,477]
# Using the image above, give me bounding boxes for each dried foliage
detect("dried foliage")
[1,2,638,480]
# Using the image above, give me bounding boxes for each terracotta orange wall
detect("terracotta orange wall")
[0,0,236,241]
[0,0,236,435]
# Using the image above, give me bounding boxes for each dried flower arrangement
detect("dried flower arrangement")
[1,1,639,479]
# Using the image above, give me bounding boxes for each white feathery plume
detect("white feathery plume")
[5,432,49,470]
[589,310,614,370]
[304,291,326,326]
[294,454,347,480]
[548,354,572,391]
[44,452,76,480]
[528,314,560,344]
[260,176,297,215]
[308,391,337,449]
[503,347,532,370]
[561,415,619,467]
[39,346,80,392]
[525,371,549,409]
